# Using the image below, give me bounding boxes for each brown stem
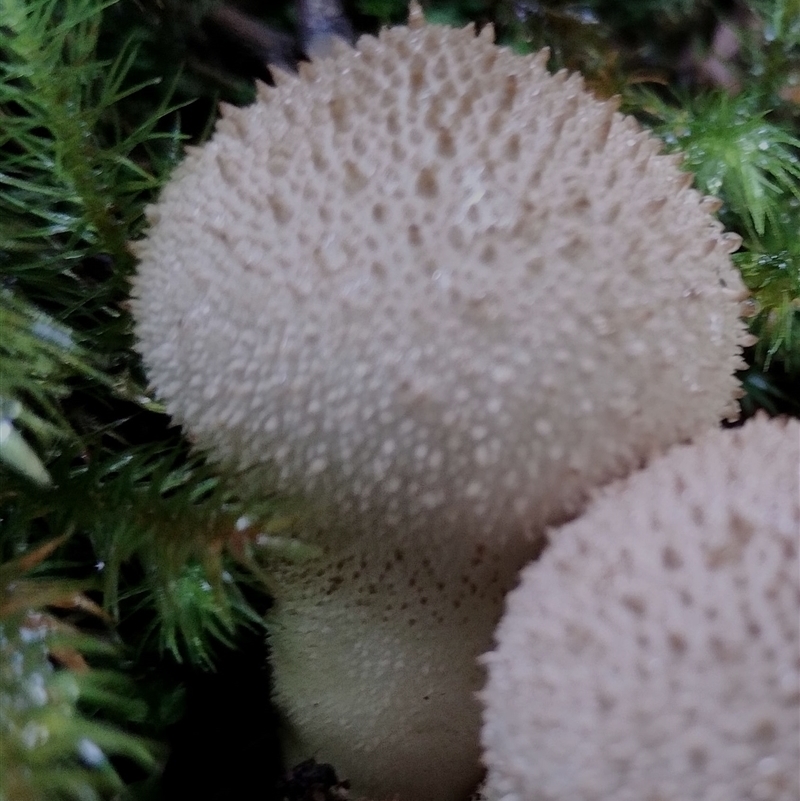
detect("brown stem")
[206,3,297,69]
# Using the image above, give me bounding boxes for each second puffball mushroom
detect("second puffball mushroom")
[481,415,800,801]
[132,7,750,801]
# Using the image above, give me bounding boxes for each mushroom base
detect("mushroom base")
[267,533,542,801]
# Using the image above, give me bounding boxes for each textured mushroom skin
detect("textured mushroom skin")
[270,533,536,800]
[133,19,747,543]
[481,416,800,801]
[133,12,750,801]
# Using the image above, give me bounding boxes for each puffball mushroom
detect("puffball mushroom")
[132,6,751,800]
[481,415,800,801]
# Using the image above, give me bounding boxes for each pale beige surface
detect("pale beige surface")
[482,416,800,801]
[133,17,747,546]
[133,10,750,801]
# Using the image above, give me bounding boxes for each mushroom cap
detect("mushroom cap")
[480,415,800,801]
[132,13,749,554]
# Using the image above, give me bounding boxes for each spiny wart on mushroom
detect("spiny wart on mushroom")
[132,5,751,800]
